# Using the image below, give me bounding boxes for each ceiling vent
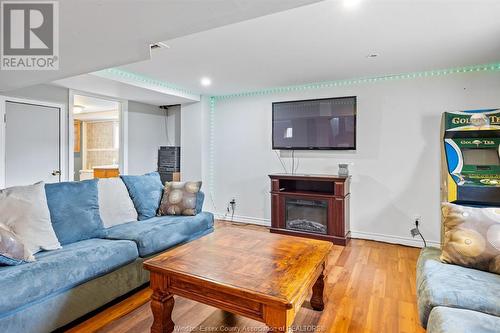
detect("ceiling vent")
[150,42,170,50]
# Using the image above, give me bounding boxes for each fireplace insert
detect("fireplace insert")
[285,198,328,234]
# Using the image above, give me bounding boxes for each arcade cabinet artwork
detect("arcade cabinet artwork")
[441,109,500,207]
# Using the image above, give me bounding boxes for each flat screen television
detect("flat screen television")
[272,96,356,150]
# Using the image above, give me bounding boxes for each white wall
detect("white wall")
[128,101,180,175]
[180,96,211,182]
[204,72,500,247]
[180,102,202,181]
[180,96,212,212]
[166,105,181,146]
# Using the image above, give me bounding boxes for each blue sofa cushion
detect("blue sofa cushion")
[45,180,104,245]
[104,212,214,257]
[196,191,205,214]
[0,238,138,317]
[416,247,500,327]
[0,255,26,266]
[121,172,164,220]
[427,306,500,333]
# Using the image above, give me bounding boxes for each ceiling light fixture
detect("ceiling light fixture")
[343,0,362,9]
[201,77,212,87]
[73,105,85,113]
[366,53,379,58]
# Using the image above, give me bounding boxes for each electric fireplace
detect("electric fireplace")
[269,173,351,245]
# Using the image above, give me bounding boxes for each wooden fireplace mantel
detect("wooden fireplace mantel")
[269,173,351,245]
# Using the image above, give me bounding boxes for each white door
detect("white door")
[5,101,61,187]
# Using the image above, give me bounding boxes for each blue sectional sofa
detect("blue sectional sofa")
[0,179,214,333]
[416,247,500,333]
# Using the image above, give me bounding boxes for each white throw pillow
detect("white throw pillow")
[0,223,35,263]
[98,178,138,228]
[0,182,61,254]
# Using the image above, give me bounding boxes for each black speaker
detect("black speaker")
[158,146,180,184]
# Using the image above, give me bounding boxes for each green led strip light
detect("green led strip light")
[209,96,216,196]
[207,62,500,200]
[213,62,500,100]
[95,68,199,98]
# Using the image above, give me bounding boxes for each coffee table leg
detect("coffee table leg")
[310,263,325,311]
[151,289,175,333]
[264,306,292,333]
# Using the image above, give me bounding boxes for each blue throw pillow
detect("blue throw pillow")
[45,180,104,245]
[121,172,164,220]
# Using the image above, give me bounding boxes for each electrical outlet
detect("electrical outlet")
[410,214,427,247]
[225,198,237,221]
[410,215,421,238]
[229,198,236,211]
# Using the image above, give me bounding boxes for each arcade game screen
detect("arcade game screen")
[463,148,500,166]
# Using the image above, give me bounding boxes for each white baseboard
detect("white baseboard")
[350,230,441,248]
[215,213,440,248]
[216,213,271,226]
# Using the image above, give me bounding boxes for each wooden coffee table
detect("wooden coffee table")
[143,227,332,333]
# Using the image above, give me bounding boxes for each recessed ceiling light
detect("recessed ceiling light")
[366,53,379,58]
[343,0,363,9]
[200,77,212,87]
[73,105,85,113]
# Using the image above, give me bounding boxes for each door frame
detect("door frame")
[0,95,67,189]
[68,89,128,181]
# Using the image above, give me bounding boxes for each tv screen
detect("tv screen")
[272,96,356,150]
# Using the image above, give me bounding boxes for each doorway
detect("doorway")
[71,93,125,180]
[0,97,66,188]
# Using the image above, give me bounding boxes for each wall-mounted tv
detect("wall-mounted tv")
[272,96,356,150]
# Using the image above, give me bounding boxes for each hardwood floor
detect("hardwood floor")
[66,221,425,333]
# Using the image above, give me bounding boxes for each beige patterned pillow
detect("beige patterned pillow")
[159,181,202,216]
[441,202,500,274]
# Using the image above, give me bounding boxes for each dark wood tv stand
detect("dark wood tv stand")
[269,173,350,245]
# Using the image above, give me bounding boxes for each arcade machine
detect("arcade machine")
[441,109,500,207]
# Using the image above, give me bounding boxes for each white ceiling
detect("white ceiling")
[0,0,321,92]
[120,0,500,96]
[53,73,197,106]
[73,94,119,112]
